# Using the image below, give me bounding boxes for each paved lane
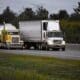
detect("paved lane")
[0,44,80,60]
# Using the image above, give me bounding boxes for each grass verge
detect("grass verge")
[0,52,80,80]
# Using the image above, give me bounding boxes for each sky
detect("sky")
[0,0,80,14]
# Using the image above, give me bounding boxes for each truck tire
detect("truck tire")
[45,45,49,51]
[52,48,59,51]
[27,45,30,49]
[6,45,10,49]
[62,47,65,51]
[40,44,46,50]
[24,44,30,49]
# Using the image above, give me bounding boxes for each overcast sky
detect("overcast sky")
[0,0,80,14]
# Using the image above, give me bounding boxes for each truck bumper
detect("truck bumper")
[8,43,24,48]
[48,44,65,49]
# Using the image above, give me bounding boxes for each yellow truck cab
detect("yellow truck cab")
[0,23,24,49]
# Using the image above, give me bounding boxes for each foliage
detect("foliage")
[18,6,49,20]
[0,52,80,80]
[0,6,19,28]
[18,8,35,21]
[74,2,80,14]
[35,6,49,20]
[58,10,69,20]
[60,20,80,43]
[50,14,59,20]
[50,10,69,20]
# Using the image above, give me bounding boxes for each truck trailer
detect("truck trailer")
[19,20,65,51]
[0,23,24,49]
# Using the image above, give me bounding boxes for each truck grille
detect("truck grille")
[12,37,19,43]
[54,40,62,44]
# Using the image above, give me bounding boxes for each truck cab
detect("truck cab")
[3,30,24,49]
[42,20,66,51]
[46,31,65,51]
[0,24,24,49]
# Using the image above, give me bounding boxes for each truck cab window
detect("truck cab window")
[43,22,48,31]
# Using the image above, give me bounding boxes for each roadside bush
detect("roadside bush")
[60,20,80,43]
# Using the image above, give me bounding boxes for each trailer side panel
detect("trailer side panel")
[19,21,42,42]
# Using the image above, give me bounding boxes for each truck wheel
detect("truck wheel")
[41,45,46,50]
[40,45,45,50]
[22,46,25,49]
[34,46,38,50]
[46,45,49,51]
[4,44,10,49]
[53,48,59,51]
[38,44,41,50]
[62,47,65,51]
[27,46,30,49]
[24,44,30,49]
[6,45,10,49]
[19,44,24,49]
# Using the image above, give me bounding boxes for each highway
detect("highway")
[0,44,80,60]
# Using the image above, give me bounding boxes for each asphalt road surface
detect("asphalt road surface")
[0,44,80,60]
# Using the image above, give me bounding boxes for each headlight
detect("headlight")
[62,40,66,45]
[47,40,53,45]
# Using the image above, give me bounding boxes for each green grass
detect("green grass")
[0,52,80,80]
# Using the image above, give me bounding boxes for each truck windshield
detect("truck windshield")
[47,32,63,37]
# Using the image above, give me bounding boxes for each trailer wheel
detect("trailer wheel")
[34,44,40,50]
[38,44,41,50]
[27,45,30,49]
[40,44,45,50]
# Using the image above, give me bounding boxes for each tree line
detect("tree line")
[0,2,80,27]
[0,2,80,43]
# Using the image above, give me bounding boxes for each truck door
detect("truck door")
[42,22,48,40]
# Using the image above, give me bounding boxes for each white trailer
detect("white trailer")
[19,20,65,50]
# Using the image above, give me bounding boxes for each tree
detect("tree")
[74,2,80,14]
[70,13,80,21]
[2,7,16,22]
[35,6,49,20]
[1,6,18,28]
[0,14,4,24]
[58,10,69,20]
[19,8,35,21]
[50,10,69,20]
[50,14,59,20]
[70,2,80,21]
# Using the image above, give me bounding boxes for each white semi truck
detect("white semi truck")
[19,20,65,51]
[0,23,24,49]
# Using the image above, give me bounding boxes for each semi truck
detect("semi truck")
[0,23,24,49]
[19,20,66,51]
